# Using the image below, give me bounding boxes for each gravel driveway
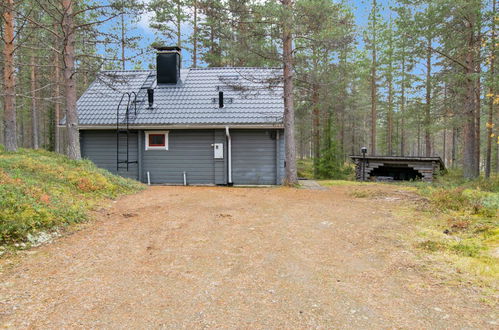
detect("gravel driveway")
[0,185,495,328]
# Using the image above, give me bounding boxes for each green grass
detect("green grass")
[316,169,498,285]
[402,168,499,193]
[297,158,314,179]
[408,170,499,281]
[0,146,144,246]
[298,158,356,180]
[319,179,370,187]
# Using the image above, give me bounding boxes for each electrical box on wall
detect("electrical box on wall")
[213,143,224,159]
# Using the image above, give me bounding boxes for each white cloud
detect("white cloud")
[137,0,153,32]
[138,10,154,32]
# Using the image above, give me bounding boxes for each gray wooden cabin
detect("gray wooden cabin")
[350,156,445,182]
[73,47,285,185]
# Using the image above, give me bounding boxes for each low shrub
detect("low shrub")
[0,148,144,246]
[413,171,498,275]
[418,239,485,258]
[297,158,314,179]
[450,241,483,257]
[418,240,447,252]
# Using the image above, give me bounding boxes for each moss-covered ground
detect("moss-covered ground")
[0,146,144,247]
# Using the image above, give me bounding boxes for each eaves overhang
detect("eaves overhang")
[59,124,285,130]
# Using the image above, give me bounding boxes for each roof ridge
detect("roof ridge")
[99,69,153,73]
[189,67,281,70]
[97,67,281,74]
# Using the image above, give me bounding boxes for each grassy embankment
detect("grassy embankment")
[0,146,144,250]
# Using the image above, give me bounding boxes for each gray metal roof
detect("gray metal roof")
[75,67,283,127]
[350,155,445,170]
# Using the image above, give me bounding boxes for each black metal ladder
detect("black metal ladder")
[116,92,138,172]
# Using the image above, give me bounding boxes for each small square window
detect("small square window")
[149,134,165,147]
[145,131,168,150]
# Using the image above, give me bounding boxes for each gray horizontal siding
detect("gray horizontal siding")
[142,130,215,184]
[81,128,285,185]
[81,130,139,180]
[214,130,226,184]
[232,129,277,185]
[279,130,285,184]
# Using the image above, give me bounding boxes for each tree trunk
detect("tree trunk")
[370,0,377,155]
[452,127,457,168]
[351,113,356,155]
[210,23,215,65]
[387,69,393,156]
[463,76,477,178]
[339,50,347,159]
[475,70,481,176]
[443,128,447,165]
[339,110,345,160]
[54,47,61,153]
[192,0,198,68]
[19,112,24,147]
[386,29,393,156]
[443,84,448,166]
[177,1,182,48]
[299,124,304,160]
[30,55,39,149]
[52,21,61,153]
[120,3,126,70]
[463,14,478,179]
[351,85,357,155]
[62,0,81,160]
[312,82,320,176]
[2,0,17,152]
[281,0,297,185]
[417,112,421,156]
[395,116,399,154]
[424,37,432,156]
[485,0,495,177]
[400,46,406,156]
[474,9,483,177]
[496,137,499,173]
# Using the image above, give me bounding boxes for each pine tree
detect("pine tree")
[2,0,17,151]
[281,0,297,185]
[149,0,187,48]
[364,0,383,155]
[485,0,497,177]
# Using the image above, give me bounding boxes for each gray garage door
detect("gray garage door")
[231,130,277,185]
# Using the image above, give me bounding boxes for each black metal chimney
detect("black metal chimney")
[219,91,224,108]
[155,46,181,84]
[147,88,154,107]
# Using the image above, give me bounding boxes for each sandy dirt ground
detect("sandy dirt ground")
[0,184,496,328]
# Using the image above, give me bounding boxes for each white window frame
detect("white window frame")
[145,131,169,151]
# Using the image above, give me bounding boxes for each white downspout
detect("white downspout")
[225,126,233,185]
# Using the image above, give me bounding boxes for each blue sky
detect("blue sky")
[119,0,393,70]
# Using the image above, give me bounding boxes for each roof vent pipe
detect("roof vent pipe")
[147,88,154,107]
[219,91,224,108]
